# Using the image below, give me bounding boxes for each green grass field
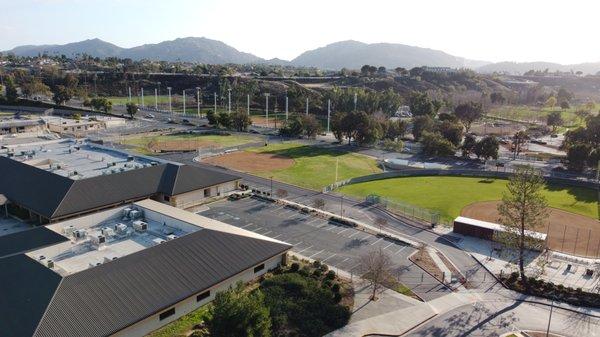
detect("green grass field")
[247,143,382,190]
[339,176,598,222]
[124,133,263,155]
[488,104,598,129]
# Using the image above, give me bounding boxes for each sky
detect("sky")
[1,0,599,64]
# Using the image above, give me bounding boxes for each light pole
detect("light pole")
[285,95,289,121]
[167,87,172,114]
[183,90,186,115]
[128,86,132,102]
[354,92,357,111]
[597,161,600,221]
[196,87,201,118]
[141,87,144,107]
[154,88,158,110]
[265,93,270,128]
[305,97,309,115]
[270,176,273,196]
[227,89,231,114]
[247,94,250,115]
[546,297,555,337]
[213,92,217,114]
[327,99,331,133]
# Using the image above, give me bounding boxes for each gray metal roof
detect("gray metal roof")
[0,226,69,258]
[0,157,240,220]
[31,229,291,337]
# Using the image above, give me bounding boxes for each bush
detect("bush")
[331,283,341,294]
[322,279,333,288]
[298,267,310,277]
[312,260,322,269]
[312,269,323,278]
[319,264,329,272]
[325,270,336,280]
[333,292,342,304]
[290,262,300,273]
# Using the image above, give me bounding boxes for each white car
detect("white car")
[145,114,155,119]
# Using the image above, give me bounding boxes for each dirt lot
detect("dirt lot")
[148,139,219,152]
[203,151,294,172]
[462,201,600,258]
[470,121,525,137]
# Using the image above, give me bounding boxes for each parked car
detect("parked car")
[145,114,155,119]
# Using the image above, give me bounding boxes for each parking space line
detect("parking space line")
[252,226,263,232]
[262,230,272,236]
[383,242,394,250]
[348,231,361,238]
[296,245,313,254]
[325,226,337,231]
[337,228,350,235]
[371,238,383,246]
[292,241,303,247]
[322,253,337,262]
[241,223,254,228]
[272,234,283,239]
[361,234,371,241]
[394,246,407,256]
[308,249,325,259]
[337,257,350,267]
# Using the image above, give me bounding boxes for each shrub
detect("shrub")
[322,279,333,288]
[290,262,300,272]
[319,264,329,272]
[325,270,336,280]
[312,269,322,278]
[312,260,322,269]
[298,267,310,277]
[331,283,341,294]
[333,292,342,304]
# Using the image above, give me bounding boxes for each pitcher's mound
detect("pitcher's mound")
[203,152,294,172]
[461,200,600,258]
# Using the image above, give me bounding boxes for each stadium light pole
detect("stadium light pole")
[141,87,144,107]
[128,86,132,102]
[154,88,158,110]
[167,87,172,114]
[305,97,309,115]
[196,87,201,118]
[183,90,186,115]
[327,99,331,133]
[227,89,232,114]
[285,95,288,121]
[247,94,250,115]
[354,92,357,111]
[213,92,217,114]
[265,93,270,128]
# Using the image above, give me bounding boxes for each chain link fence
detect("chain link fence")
[366,194,441,226]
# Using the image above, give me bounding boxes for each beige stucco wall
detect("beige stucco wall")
[170,181,239,208]
[111,253,285,337]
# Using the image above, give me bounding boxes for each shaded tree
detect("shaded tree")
[125,102,138,118]
[232,110,252,132]
[421,131,456,157]
[546,111,563,133]
[474,136,500,160]
[437,120,464,147]
[52,85,72,105]
[461,134,477,157]
[412,115,435,141]
[454,102,484,133]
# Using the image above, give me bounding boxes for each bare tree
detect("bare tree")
[312,198,326,210]
[497,165,548,285]
[275,189,288,199]
[358,248,394,301]
[375,217,388,233]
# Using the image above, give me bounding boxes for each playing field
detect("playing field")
[339,176,598,222]
[488,104,598,128]
[123,133,262,155]
[203,142,382,190]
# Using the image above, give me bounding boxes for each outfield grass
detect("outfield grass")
[247,143,382,190]
[147,305,210,337]
[339,176,598,222]
[488,104,598,129]
[124,133,262,155]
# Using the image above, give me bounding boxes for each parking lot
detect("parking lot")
[200,197,450,300]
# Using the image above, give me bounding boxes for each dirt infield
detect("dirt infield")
[203,152,294,172]
[148,139,219,152]
[462,201,600,258]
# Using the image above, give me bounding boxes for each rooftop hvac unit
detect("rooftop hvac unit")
[133,220,148,232]
[129,209,142,219]
[73,229,87,239]
[127,155,134,162]
[122,207,133,217]
[101,227,115,237]
[153,238,166,245]
[46,259,54,269]
[88,262,102,269]
[166,234,178,241]
[124,163,133,168]
[115,223,128,235]
[103,256,118,263]
[63,225,75,236]
[91,234,106,246]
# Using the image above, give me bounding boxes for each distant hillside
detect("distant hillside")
[291,40,490,70]
[477,61,600,75]
[119,37,263,63]
[4,37,264,64]
[4,38,124,58]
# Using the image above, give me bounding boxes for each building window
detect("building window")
[159,307,175,321]
[254,263,265,273]
[204,188,210,197]
[196,290,210,302]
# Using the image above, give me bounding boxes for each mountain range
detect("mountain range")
[3,37,600,74]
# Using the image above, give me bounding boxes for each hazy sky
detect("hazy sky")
[1,0,598,64]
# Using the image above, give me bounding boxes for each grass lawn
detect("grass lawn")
[147,305,210,337]
[247,143,382,190]
[339,176,598,222]
[488,104,598,129]
[124,133,262,155]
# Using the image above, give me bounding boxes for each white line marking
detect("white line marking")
[394,246,407,256]
[322,253,337,262]
[337,228,350,235]
[309,249,325,258]
[296,245,313,254]
[326,226,337,231]
[272,234,283,239]
[361,234,371,241]
[252,227,263,232]
[338,257,350,266]
[262,230,272,236]
[383,243,394,250]
[241,223,254,229]
[293,241,303,246]
[371,238,383,246]
[348,231,361,238]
